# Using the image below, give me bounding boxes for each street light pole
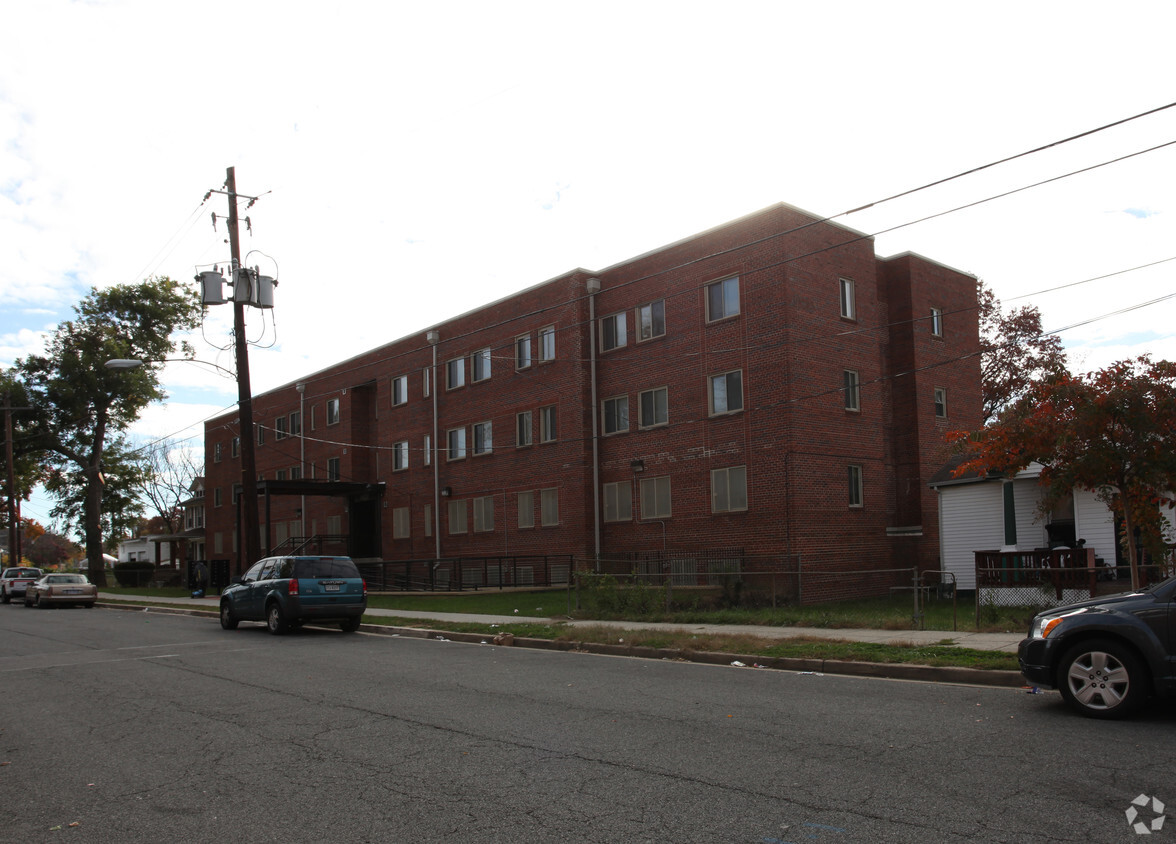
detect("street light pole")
[226,166,262,573]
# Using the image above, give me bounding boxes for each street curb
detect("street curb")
[97,603,1024,689]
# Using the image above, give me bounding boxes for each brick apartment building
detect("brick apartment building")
[202,202,981,586]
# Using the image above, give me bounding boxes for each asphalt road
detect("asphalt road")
[0,605,1172,843]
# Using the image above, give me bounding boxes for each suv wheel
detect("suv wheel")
[340,616,361,633]
[1057,638,1147,719]
[266,602,289,636]
[219,601,239,630]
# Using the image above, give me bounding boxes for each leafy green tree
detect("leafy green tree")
[0,372,48,533]
[952,356,1176,589]
[14,277,202,586]
[44,436,150,554]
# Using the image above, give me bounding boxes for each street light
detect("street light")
[104,358,235,378]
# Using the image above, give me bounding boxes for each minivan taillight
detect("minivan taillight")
[287,578,299,596]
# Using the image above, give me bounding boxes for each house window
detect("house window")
[706,276,740,322]
[604,480,632,522]
[473,421,493,455]
[848,464,864,508]
[540,405,557,442]
[423,434,431,466]
[289,411,301,437]
[711,466,748,513]
[473,496,495,532]
[214,442,222,463]
[708,370,744,415]
[326,399,340,426]
[256,425,265,446]
[327,457,341,481]
[446,358,465,389]
[844,369,861,412]
[471,348,491,382]
[231,437,239,458]
[934,387,947,418]
[538,326,555,362]
[448,500,468,534]
[275,416,288,440]
[637,300,666,342]
[424,504,432,537]
[392,440,409,471]
[516,411,532,447]
[603,396,629,435]
[640,476,671,519]
[517,491,534,529]
[515,334,532,369]
[391,375,408,406]
[540,488,559,526]
[600,312,626,352]
[447,427,467,460]
[930,307,943,337]
[392,507,410,539]
[839,277,856,320]
[639,387,668,428]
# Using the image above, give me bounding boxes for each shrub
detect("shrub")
[113,561,156,587]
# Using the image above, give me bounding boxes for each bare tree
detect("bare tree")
[134,438,201,534]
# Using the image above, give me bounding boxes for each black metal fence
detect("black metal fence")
[357,555,573,592]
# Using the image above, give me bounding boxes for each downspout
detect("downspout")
[296,383,306,541]
[587,277,602,571]
[428,330,441,560]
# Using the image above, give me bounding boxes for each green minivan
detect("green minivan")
[219,556,367,635]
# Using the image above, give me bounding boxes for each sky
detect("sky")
[3,0,1176,531]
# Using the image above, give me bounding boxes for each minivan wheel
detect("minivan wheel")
[266,602,289,635]
[1057,638,1147,719]
[219,601,239,630]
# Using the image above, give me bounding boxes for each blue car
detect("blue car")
[219,556,367,635]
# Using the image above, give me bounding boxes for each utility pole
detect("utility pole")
[225,167,261,572]
[4,394,17,566]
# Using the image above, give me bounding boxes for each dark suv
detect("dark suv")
[1018,576,1176,719]
[219,556,367,635]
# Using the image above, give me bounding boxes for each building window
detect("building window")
[517,491,534,529]
[473,496,495,532]
[639,476,671,519]
[540,405,557,442]
[327,457,341,481]
[515,334,532,369]
[930,307,943,337]
[256,425,265,446]
[839,277,856,320]
[275,416,288,440]
[538,326,555,362]
[639,387,668,428]
[289,411,301,437]
[603,396,629,435]
[423,434,431,466]
[540,488,559,526]
[706,276,740,322]
[447,427,467,460]
[290,466,302,480]
[843,370,860,412]
[391,375,408,406]
[214,487,222,507]
[934,387,947,418]
[637,300,666,342]
[448,500,468,534]
[603,480,632,522]
[708,370,744,415]
[326,398,340,426]
[516,411,532,447]
[310,405,317,431]
[424,504,432,537]
[392,440,409,471]
[276,468,288,481]
[848,464,864,508]
[446,358,465,389]
[472,421,493,455]
[231,437,239,458]
[214,442,222,463]
[423,368,431,398]
[600,312,626,352]
[711,466,748,513]
[392,507,410,539]
[471,348,491,382]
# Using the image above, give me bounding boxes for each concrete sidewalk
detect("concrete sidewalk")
[96,593,1024,653]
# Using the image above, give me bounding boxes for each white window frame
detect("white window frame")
[448,500,468,534]
[930,306,944,337]
[711,466,748,513]
[705,276,740,322]
[603,480,632,522]
[708,370,744,416]
[446,358,465,390]
[515,334,532,370]
[327,457,341,481]
[602,395,629,436]
[289,411,301,437]
[540,405,557,443]
[934,387,947,418]
[423,367,431,398]
[392,440,409,472]
[392,507,410,539]
[274,417,288,441]
[600,311,627,352]
[637,299,666,342]
[538,326,555,362]
[639,387,668,429]
[447,427,467,460]
[472,421,493,456]
[540,488,559,526]
[391,375,408,406]
[423,434,431,466]
[848,464,864,508]
[326,398,340,426]
[471,348,491,382]
[231,436,239,458]
[517,491,534,529]
[839,277,856,320]
[639,476,672,519]
[844,369,860,412]
[473,496,495,532]
[516,411,532,447]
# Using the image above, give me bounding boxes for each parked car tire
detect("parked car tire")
[219,601,239,630]
[1057,638,1147,719]
[35,594,47,609]
[340,616,361,633]
[266,602,288,635]
[1,589,9,604]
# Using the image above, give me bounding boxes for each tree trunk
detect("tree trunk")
[85,468,107,588]
[1121,501,1140,592]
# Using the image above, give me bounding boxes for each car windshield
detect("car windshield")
[293,558,359,579]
